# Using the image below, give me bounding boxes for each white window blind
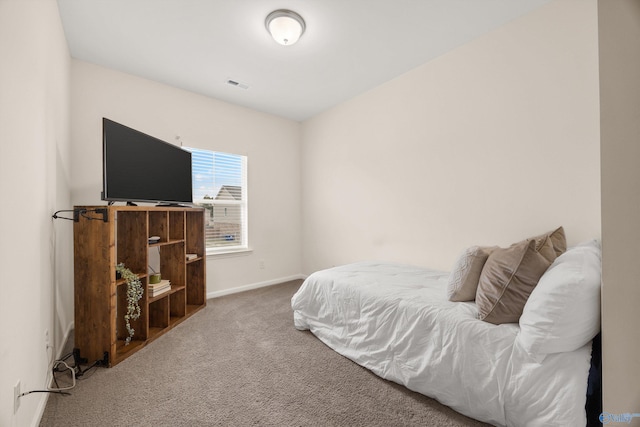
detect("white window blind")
[185,147,248,253]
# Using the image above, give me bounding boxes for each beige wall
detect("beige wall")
[0,0,71,426]
[70,61,302,296]
[301,0,601,274]
[599,0,640,422]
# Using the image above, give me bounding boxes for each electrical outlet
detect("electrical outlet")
[45,329,50,348]
[14,380,20,413]
[259,260,265,270]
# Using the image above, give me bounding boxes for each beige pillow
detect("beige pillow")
[476,239,553,324]
[532,226,567,261]
[447,246,496,302]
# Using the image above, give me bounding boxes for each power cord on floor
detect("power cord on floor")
[50,359,76,392]
[19,352,105,401]
[17,356,76,400]
[19,389,71,397]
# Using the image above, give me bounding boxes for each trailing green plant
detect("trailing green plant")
[115,263,143,345]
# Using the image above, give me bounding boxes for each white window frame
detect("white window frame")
[185,147,248,256]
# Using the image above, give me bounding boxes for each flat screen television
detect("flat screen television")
[102,118,193,205]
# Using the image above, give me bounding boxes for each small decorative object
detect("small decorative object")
[115,263,143,345]
[148,262,161,284]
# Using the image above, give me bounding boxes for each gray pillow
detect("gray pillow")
[447,246,496,302]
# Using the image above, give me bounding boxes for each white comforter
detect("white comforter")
[291,261,591,426]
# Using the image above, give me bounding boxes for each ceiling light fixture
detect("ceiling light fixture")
[265,9,305,46]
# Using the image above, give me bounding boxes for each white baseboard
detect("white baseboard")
[59,321,74,358]
[207,274,306,299]
[32,392,49,427]
[32,320,75,427]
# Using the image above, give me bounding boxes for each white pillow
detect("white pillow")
[446,246,495,302]
[517,240,601,358]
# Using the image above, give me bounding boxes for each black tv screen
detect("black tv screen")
[102,118,193,205]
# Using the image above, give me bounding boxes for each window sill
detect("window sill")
[206,247,253,259]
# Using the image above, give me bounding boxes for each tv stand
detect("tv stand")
[73,205,206,367]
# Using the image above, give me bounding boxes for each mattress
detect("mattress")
[291,261,591,426]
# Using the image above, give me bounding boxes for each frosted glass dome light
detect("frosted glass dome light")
[265,10,306,46]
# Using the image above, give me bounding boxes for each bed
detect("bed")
[291,232,601,426]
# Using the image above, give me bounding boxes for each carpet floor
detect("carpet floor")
[40,280,491,426]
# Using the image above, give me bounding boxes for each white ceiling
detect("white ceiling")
[56,0,550,122]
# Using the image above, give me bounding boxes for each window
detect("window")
[185,147,248,254]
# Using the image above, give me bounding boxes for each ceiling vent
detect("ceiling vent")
[226,79,249,90]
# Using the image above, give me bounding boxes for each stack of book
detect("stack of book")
[148,279,171,297]
[186,253,198,261]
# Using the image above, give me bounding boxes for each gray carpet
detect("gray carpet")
[40,280,491,426]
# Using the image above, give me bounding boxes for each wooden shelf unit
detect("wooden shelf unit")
[73,205,206,367]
